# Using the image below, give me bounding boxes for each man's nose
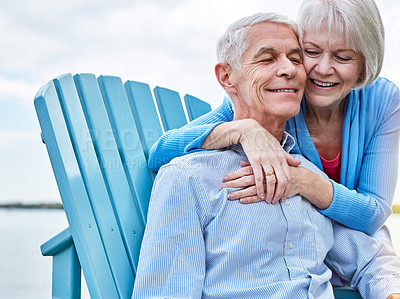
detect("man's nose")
[276,58,297,78]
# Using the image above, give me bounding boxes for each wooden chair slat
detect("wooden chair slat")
[184,94,212,121]
[153,86,187,131]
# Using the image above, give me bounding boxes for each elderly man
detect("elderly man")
[132,13,400,299]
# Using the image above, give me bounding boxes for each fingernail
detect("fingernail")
[222,176,228,182]
[219,184,225,190]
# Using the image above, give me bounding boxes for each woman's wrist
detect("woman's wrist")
[235,119,263,143]
[291,166,333,209]
[201,119,256,149]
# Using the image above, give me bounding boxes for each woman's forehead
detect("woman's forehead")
[301,22,357,51]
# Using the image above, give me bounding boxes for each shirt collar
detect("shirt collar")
[281,131,295,153]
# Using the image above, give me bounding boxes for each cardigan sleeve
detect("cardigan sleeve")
[148,97,234,171]
[319,80,400,235]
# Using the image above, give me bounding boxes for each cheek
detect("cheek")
[297,66,307,88]
[342,65,362,85]
[244,67,264,91]
[302,56,314,74]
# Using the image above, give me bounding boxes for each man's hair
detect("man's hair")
[297,0,384,88]
[216,12,298,70]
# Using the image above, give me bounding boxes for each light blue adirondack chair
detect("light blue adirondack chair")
[36,73,361,299]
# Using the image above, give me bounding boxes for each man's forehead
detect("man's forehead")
[248,21,296,37]
[247,22,299,48]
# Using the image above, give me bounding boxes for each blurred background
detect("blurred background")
[0,0,399,298]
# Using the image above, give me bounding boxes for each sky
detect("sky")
[0,0,399,204]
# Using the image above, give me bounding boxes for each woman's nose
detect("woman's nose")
[314,54,334,75]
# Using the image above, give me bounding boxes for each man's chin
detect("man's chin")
[277,106,301,120]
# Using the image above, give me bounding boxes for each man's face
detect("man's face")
[230,22,306,123]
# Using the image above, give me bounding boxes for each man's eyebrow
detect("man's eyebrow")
[253,47,275,60]
[288,48,302,56]
[253,47,302,60]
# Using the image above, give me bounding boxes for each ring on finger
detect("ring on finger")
[266,171,275,177]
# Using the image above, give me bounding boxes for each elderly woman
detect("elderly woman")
[148,0,400,237]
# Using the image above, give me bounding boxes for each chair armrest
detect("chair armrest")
[41,228,82,299]
[41,228,74,256]
[333,286,362,299]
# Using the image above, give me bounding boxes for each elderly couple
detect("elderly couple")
[133,0,400,298]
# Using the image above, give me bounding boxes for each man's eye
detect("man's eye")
[260,58,273,63]
[290,57,303,64]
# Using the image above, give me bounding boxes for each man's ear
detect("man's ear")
[215,62,237,94]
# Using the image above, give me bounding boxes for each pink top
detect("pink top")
[320,151,341,183]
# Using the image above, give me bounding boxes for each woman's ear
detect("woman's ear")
[215,62,237,94]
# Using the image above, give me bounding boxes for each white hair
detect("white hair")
[216,12,298,70]
[297,0,384,88]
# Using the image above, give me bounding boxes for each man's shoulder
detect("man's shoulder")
[155,149,244,193]
[160,149,242,173]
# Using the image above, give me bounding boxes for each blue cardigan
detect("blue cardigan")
[148,77,400,235]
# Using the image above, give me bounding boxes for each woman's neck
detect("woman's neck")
[304,97,346,160]
[305,98,346,125]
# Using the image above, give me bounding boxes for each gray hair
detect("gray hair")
[216,12,299,70]
[297,0,384,88]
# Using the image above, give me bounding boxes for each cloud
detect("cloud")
[0,130,37,150]
[0,76,39,106]
[0,0,399,203]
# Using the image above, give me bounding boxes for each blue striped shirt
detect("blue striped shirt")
[134,134,400,298]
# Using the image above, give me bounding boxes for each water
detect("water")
[0,209,399,298]
[0,209,90,299]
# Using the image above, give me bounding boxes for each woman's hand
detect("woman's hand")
[201,118,301,203]
[222,163,333,210]
[221,162,303,204]
[220,161,259,203]
[226,119,300,204]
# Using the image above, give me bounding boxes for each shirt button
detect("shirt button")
[310,294,314,299]
[284,200,290,206]
[288,242,294,249]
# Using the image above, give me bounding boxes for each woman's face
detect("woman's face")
[302,29,365,108]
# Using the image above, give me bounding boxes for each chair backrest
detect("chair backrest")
[34,73,211,298]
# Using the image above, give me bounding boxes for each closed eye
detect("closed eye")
[304,49,320,57]
[334,55,352,62]
[290,57,303,64]
[259,58,274,63]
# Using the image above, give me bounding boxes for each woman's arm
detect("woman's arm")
[319,89,400,235]
[149,97,300,201]
[148,97,234,171]
[221,162,333,208]
[223,81,400,235]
